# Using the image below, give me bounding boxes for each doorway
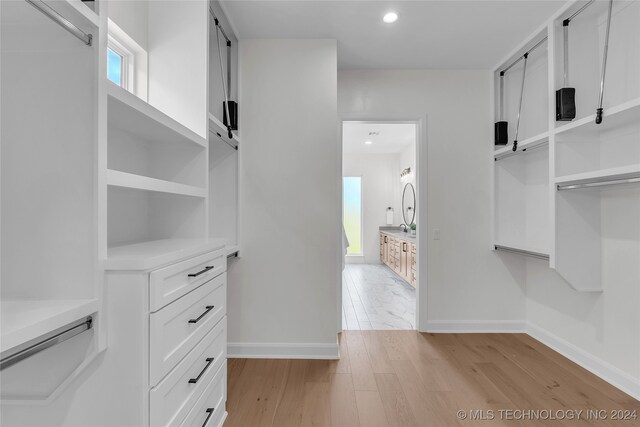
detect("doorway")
[341,121,418,330]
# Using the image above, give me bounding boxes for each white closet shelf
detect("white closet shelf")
[0,299,98,354]
[494,131,549,160]
[64,0,99,27]
[106,238,227,271]
[108,83,207,149]
[209,113,240,145]
[107,170,207,198]
[555,165,640,188]
[554,97,640,136]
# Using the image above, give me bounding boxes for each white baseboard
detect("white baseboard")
[526,322,640,401]
[424,320,527,333]
[228,341,339,359]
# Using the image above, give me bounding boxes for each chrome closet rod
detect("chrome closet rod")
[500,36,547,74]
[494,245,549,260]
[25,0,93,46]
[0,317,93,371]
[557,177,640,191]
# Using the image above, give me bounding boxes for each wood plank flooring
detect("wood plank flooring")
[343,265,416,330]
[224,331,639,427]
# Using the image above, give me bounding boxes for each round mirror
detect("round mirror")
[402,183,416,226]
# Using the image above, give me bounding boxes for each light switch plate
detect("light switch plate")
[434,229,440,240]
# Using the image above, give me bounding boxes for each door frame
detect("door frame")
[338,116,428,332]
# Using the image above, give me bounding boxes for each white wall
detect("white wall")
[526,186,640,394]
[108,0,148,49]
[343,153,401,264]
[228,39,339,356]
[339,70,527,331]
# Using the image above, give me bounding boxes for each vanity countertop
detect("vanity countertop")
[379,227,416,240]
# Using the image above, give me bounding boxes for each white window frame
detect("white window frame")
[107,19,148,101]
[107,40,132,91]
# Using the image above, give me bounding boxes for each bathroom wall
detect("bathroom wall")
[343,153,401,264]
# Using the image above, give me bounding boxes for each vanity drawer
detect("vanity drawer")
[181,362,227,427]
[150,249,226,312]
[150,317,227,427]
[150,273,227,385]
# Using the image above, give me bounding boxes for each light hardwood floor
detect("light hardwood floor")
[225,331,639,426]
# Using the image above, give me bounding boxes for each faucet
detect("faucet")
[399,224,408,232]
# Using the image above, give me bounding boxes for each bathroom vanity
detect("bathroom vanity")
[379,229,416,287]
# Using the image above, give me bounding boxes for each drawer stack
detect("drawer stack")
[149,248,228,427]
[104,242,228,427]
[380,231,417,288]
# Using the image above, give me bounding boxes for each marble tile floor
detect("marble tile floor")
[342,263,416,330]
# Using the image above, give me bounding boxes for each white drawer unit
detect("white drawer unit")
[150,317,227,427]
[96,242,228,427]
[181,362,228,427]
[150,273,227,385]
[150,249,226,312]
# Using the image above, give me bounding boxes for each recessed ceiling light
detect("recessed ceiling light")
[383,12,398,24]
[365,140,373,145]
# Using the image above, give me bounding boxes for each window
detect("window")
[107,47,124,87]
[343,177,362,256]
[106,20,148,99]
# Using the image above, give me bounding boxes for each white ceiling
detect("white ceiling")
[343,122,415,154]
[219,0,564,69]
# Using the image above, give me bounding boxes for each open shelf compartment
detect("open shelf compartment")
[494,145,551,258]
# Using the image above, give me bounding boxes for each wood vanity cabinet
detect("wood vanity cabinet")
[380,231,416,288]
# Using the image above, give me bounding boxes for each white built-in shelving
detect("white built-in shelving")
[106,238,226,271]
[492,0,640,292]
[108,83,207,149]
[0,0,104,401]
[208,4,240,257]
[107,170,207,198]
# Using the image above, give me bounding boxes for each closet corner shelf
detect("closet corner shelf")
[108,83,207,149]
[555,165,640,189]
[494,131,549,160]
[0,299,98,354]
[107,170,207,198]
[105,238,227,271]
[554,97,640,136]
[209,113,240,146]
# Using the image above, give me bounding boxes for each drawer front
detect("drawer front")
[150,249,226,312]
[150,274,227,385]
[181,362,227,427]
[150,317,227,427]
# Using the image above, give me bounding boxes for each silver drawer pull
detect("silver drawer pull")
[189,357,214,384]
[188,306,215,324]
[188,266,214,278]
[202,408,215,427]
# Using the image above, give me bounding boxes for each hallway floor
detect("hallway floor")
[342,264,415,330]
[224,331,639,427]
